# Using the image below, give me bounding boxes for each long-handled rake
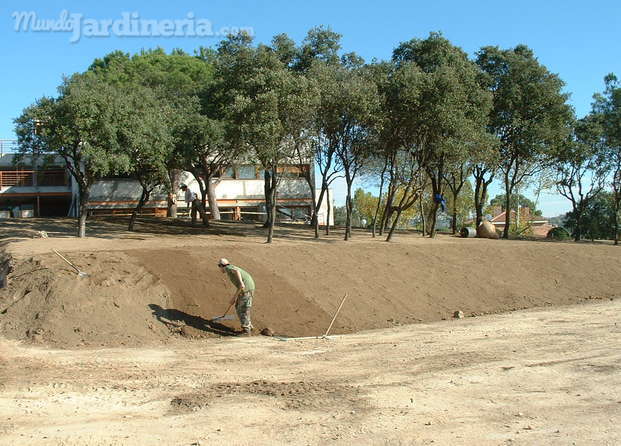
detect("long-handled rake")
[52,249,89,278]
[210,301,236,321]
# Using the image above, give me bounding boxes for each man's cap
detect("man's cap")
[218,258,230,267]
[180,184,187,189]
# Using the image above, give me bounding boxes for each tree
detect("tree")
[351,188,378,226]
[115,86,174,231]
[89,49,216,219]
[564,192,617,241]
[443,162,472,234]
[592,73,621,245]
[445,180,474,231]
[476,45,573,239]
[219,34,317,243]
[294,26,342,72]
[394,33,492,238]
[331,64,379,241]
[362,61,423,239]
[488,193,542,216]
[15,74,132,237]
[297,28,346,238]
[553,115,610,241]
[175,103,235,224]
[309,57,379,241]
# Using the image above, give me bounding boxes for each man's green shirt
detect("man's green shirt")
[225,265,255,291]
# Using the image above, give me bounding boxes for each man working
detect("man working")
[218,258,255,336]
[180,183,208,226]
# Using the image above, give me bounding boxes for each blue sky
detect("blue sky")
[2,1,620,216]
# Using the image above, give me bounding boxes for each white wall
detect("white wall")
[315,188,334,226]
[88,172,313,208]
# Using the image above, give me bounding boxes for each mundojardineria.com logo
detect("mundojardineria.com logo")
[12,10,254,43]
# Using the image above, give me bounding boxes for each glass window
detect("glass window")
[221,167,235,178]
[238,165,257,179]
[277,166,305,178]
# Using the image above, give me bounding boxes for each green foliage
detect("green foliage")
[16,28,618,245]
[547,227,571,241]
[445,180,475,227]
[591,73,621,244]
[488,193,542,216]
[476,45,573,238]
[16,73,135,186]
[391,33,492,237]
[352,188,378,226]
[564,192,617,240]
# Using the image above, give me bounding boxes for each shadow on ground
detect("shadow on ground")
[149,304,238,337]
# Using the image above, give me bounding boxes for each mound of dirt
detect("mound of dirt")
[1,236,620,348]
[0,251,173,347]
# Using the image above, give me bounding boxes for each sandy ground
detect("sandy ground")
[1,217,620,445]
[1,299,620,446]
[1,218,619,346]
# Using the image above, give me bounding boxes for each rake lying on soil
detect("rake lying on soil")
[52,249,89,278]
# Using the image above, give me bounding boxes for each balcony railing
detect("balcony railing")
[0,169,68,188]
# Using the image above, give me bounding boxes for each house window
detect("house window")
[238,165,258,179]
[221,167,235,179]
[277,165,308,179]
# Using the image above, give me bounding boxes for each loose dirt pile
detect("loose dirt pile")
[1,234,620,348]
[0,251,172,347]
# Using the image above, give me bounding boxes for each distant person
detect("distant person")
[180,184,208,226]
[218,258,255,336]
[434,193,447,212]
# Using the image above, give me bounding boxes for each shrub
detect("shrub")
[547,227,571,240]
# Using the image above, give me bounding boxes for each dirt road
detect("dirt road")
[1,299,620,446]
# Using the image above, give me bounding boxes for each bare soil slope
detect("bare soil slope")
[1,226,619,347]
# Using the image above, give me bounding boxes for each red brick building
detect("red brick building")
[489,207,555,237]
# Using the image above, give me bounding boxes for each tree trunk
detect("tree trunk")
[343,166,355,241]
[263,169,275,229]
[614,196,619,246]
[301,171,317,228]
[475,181,488,228]
[451,189,459,235]
[344,181,353,241]
[314,185,326,238]
[428,201,439,238]
[266,168,278,243]
[419,194,426,236]
[572,203,583,242]
[473,168,493,229]
[167,169,180,218]
[427,176,441,238]
[380,184,396,235]
[385,209,403,242]
[129,187,150,231]
[474,175,483,228]
[451,204,458,235]
[206,177,220,220]
[325,187,331,236]
[372,158,389,238]
[77,188,89,238]
[503,175,512,239]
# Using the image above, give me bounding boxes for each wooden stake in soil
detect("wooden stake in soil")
[323,293,348,338]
